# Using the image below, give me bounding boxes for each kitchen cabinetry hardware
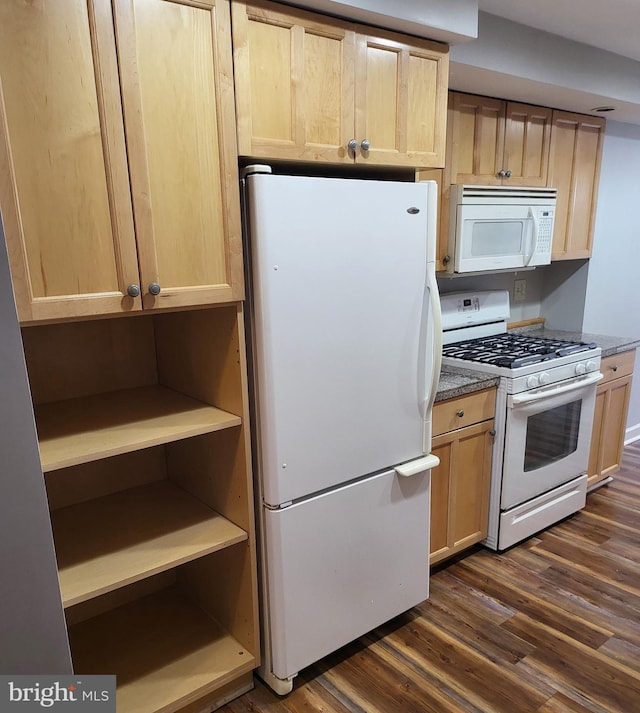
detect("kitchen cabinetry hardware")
[447,94,552,188]
[441,93,604,266]
[430,387,495,565]
[0,0,243,323]
[442,254,451,265]
[232,0,448,168]
[456,409,465,417]
[490,429,496,436]
[588,350,635,490]
[1,0,260,705]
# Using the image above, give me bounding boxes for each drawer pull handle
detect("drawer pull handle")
[612,365,618,372]
[456,410,465,417]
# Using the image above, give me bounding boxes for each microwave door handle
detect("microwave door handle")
[511,371,603,405]
[525,207,539,266]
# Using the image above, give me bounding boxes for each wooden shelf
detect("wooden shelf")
[52,481,247,607]
[69,587,256,713]
[35,385,242,472]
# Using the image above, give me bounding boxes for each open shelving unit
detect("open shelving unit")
[22,305,259,713]
[52,479,248,607]
[69,587,256,713]
[37,385,242,472]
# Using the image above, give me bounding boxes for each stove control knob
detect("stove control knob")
[575,362,587,376]
[539,372,550,385]
[586,360,598,372]
[527,375,539,388]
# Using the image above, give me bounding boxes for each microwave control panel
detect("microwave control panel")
[535,208,554,253]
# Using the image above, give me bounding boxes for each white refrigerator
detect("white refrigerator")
[243,168,442,694]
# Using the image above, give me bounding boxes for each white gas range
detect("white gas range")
[441,290,602,550]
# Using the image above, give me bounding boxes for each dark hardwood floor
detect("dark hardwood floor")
[222,443,640,713]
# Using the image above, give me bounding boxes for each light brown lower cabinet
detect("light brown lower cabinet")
[430,388,496,565]
[588,350,635,490]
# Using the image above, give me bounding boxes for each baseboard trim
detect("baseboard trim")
[624,423,640,445]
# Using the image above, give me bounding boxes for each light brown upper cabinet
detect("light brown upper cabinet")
[0,0,243,323]
[447,92,552,186]
[232,0,449,167]
[548,111,605,260]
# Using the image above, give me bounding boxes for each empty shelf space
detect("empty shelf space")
[52,480,247,607]
[69,587,256,713]
[35,385,242,472]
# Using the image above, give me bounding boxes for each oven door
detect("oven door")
[501,371,603,510]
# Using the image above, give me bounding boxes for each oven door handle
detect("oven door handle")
[511,371,603,405]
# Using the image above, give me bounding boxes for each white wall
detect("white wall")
[437,269,545,324]
[450,13,640,125]
[290,0,478,43]
[0,218,72,673]
[582,120,640,439]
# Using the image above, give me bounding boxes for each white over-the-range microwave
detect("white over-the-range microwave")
[446,184,557,274]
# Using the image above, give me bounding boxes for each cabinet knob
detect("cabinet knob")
[148,283,161,296]
[612,365,618,372]
[456,410,465,417]
[347,138,359,151]
[126,284,141,298]
[505,169,512,178]
[442,254,451,265]
[360,138,371,151]
[498,169,506,178]
[490,429,496,437]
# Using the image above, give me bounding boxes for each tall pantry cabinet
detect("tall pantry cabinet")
[0,1,259,712]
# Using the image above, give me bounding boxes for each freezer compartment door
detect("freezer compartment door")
[263,468,430,681]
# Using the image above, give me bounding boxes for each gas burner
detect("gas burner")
[442,333,598,370]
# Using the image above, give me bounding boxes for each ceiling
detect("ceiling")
[477,0,640,62]
[447,0,640,124]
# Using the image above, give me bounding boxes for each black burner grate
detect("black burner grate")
[442,334,597,369]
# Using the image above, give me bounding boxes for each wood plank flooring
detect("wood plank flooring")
[222,443,640,713]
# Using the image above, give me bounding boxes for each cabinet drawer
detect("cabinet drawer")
[433,388,496,436]
[600,350,635,386]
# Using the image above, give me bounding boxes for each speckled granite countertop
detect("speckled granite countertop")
[509,325,640,358]
[435,327,640,401]
[436,366,499,402]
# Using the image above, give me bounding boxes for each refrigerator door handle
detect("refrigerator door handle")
[395,454,440,477]
[425,265,443,412]
[420,261,442,454]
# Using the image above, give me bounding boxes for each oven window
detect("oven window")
[524,399,582,471]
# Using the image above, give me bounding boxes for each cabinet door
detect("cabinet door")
[114,0,244,309]
[430,419,493,565]
[0,0,141,322]
[355,30,448,168]
[447,92,505,185]
[232,0,356,163]
[588,375,633,489]
[548,111,605,260]
[503,102,552,186]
